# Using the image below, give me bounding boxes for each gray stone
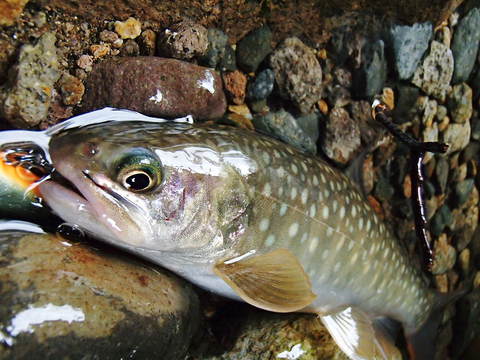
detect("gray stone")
[296,112,320,145]
[253,109,316,154]
[452,7,480,83]
[247,68,275,100]
[0,230,200,359]
[373,175,395,201]
[435,156,449,193]
[454,178,475,207]
[472,117,480,141]
[412,41,454,102]
[327,85,351,108]
[200,28,229,68]
[388,22,433,80]
[1,32,60,128]
[442,120,471,153]
[431,205,453,236]
[447,83,473,124]
[219,44,237,72]
[422,122,439,163]
[270,37,323,114]
[236,25,272,73]
[352,39,387,98]
[320,107,361,165]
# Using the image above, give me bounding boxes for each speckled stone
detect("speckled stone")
[82,57,226,120]
[247,69,275,101]
[448,83,473,124]
[442,120,471,154]
[352,39,387,98]
[157,20,208,60]
[0,230,200,359]
[200,28,229,68]
[432,234,457,275]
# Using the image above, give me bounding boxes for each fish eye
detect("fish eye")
[115,149,162,193]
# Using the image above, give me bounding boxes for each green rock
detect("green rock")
[236,25,272,73]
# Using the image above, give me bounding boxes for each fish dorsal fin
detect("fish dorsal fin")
[214,248,316,313]
[319,307,402,360]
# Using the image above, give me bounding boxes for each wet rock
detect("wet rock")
[454,179,475,207]
[352,39,387,98]
[320,107,361,165]
[380,87,395,110]
[432,234,457,275]
[442,121,471,153]
[253,109,316,154]
[0,0,28,26]
[82,57,226,120]
[119,39,140,57]
[327,85,351,108]
[296,112,320,145]
[140,29,156,56]
[157,21,208,60]
[388,22,433,80]
[219,45,237,72]
[247,68,275,101]
[452,8,480,83]
[431,205,453,236]
[90,43,110,59]
[412,41,454,102]
[222,70,247,105]
[200,28,228,69]
[0,230,200,359]
[333,67,352,88]
[448,83,473,124]
[58,73,85,106]
[436,156,449,193]
[1,32,60,128]
[270,37,322,114]
[236,25,272,73]
[99,30,119,43]
[114,17,142,39]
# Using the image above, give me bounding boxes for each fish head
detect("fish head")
[39,122,253,255]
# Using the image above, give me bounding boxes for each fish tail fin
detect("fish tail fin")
[406,287,467,360]
[318,307,402,360]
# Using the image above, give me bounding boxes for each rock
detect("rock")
[373,174,395,201]
[236,25,272,73]
[99,30,119,43]
[431,205,453,236]
[452,8,480,83]
[58,73,85,106]
[140,29,156,56]
[90,44,110,59]
[0,230,200,358]
[459,248,471,276]
[320,107,361,165]
[352,39,387,98]
[472,117,480,141]
[199,28,229,69]
[252,109,316,154]
[1,32,60,128]
[0,0,29,26]
[219,45,237,72]
[436,25,452,47]
[393,84,420,123]
[381,87,395,110]
[436,156,449,193]
[436,105,448,122]
[222,70,247,105]
[411,41,454,102]
[333,67,352,88]
[422,122,439,163]
[448,83,473,124]
[82,57,227,120]
[114,17,142,39]
[349,100,383,146]
[415,96,437,128]
[246,68,275,101]
[270,37,323,114]
[119,39,140,57]
[432,234,457,275]
[77,55,93,72]
[442,120,471,153]
[157,20,208,60]
[327,85,351,108]
[296,112,320,145]
[363,154,375,194]
[452,163,468,183]
[454,179,475,207]
[388,22,433,80]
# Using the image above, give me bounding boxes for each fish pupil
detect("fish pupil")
[126,172,151,191]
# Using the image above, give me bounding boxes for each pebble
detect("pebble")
[381,87,395,110]
[89,43,110,59]
[363,155,375,194]
[472,117,480,141]
[432,234,457,275]
[236,25,272,72]
[327,85,351,108]
[436,156,449,193]
[77,54,93,71]
[373,174,395,201]
[388,22,433,80]
[140,29,156,56]
[436,26,452,48]
[459,248,471,276]
[350,100,382,146]
[317,99,329,115]
[451,8,480,83]
[228,104,252,120]
[222,70,247,105]
[82,57,226,120]
[393,84,420,123]
[442,120,471,153]
[320,107,361,165]
[157,20,208,60]
[296,112,320,145]
[114,17,142,39]
[1,32,60,128]
[447,83,473,124]
[422,122,438,163]
[200,28,229,69]
[252,109,316,154]
[270,37,323,114]
[452,163,468,183]
[454,178,475,207]
[412,41,454,102]
[431,205,453,236]
[99,30,118,43]
[120,39,140,56]
[247,68,275,101]
[0,0,28,26]
[333,67,352,88]
[58,72,85,106]
[0,231,200,358]
[415,96,437,128]
[352,39,387,98]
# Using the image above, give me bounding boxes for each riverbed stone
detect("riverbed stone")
[432,234,457,275]
[454,179,475,207]
[236,25,272,73]
[448,83,473,124]
[247,68,275,101]
[1,32,60,128]
[412,41,454,102]
[0,230,200,359]
[388,22,433,80]
[352,39,387,98]
[442,120,471,154]
[200,28,229,69]
[82,57,226,120]
[452,7,480,83]
[157,20,208,60]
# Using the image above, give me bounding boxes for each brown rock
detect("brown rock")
[157,20,208,60]
[82,57,227,120]
[0,0,29,26]
[222,70,247,105]
[58,73,85,106]
[90,44,111,59]
[140,29,156,55]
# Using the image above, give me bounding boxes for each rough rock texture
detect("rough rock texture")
[247,69,275,101]
[200,28,229,69]
[157,20,208,60]
[114,17,142,39]
[448,83,473,124]
[58,73,85,106]
[0,32,60,128]
[222,70,247,105]
[352,39,387,98]
[236,25,272,73]
[0,230,201,359]
[411,41,454,102]
[442,121,471,153]
[0,0,29,26]
[270,37,323,114]
[82,57,227,120]
[451,7,480,83]
[388,22,433,80]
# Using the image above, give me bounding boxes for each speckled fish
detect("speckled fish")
[8,110,454,360]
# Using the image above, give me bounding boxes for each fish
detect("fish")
[2,109,453,359]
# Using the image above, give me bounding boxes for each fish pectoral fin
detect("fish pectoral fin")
[319,307,402,360]
[214,248,316,313]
